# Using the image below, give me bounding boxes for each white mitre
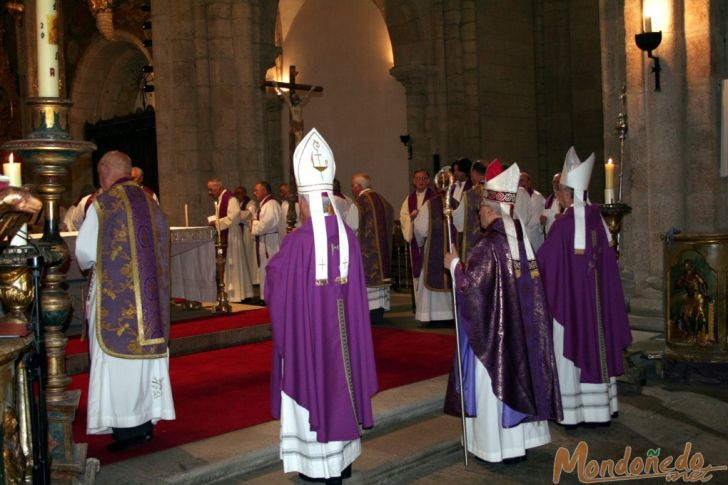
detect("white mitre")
[560,146,595,253]
[485,162,537,277]
[293,128,349,285]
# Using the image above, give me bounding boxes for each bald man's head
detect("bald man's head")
[98,151,132,191]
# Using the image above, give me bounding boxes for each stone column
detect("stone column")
[390,64,432,175]
[684,2,719,232]
[622,0,689,313]
[155,0,272,225]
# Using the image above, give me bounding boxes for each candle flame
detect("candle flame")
[8,153,14,164]
[607,158,614,165]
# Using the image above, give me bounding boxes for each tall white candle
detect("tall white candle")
[184,203,189,227]
[36,0,59,97]
[214,201,221,234]
[3,153,22,187]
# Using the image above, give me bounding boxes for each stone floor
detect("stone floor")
[92,292,728,484]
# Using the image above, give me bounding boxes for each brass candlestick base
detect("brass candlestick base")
[0,267,33,337]
[3,97,96,481]
[214,234,232,313]
[601,202,632,258]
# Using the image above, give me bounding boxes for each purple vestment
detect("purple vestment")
[407,187,435,277]
[544,192,556,209]
[536,205,632,384]
[217,189,232,247]
[266,217,378,443]
[444,219,562,426]
[354,191,393,287]
[423,196,451,291]
[93,178,170,358]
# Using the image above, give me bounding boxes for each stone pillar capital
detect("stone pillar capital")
[389,64,431,95]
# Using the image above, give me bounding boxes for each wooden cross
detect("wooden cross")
[261,65,324,230]
[261,66,324,185]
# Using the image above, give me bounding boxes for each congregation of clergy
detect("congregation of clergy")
[71,146,631,483]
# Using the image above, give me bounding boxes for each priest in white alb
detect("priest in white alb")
[234,185,260,287]
[75,151,175,452]
[251,181,282,302]
[207,178,254,302]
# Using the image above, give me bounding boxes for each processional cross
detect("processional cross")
[261,65,324,230]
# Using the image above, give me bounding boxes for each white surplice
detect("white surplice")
[525,189,546,250]
[465,353,551,462]
[251,195,282,299]
[412,200,454,322]
[279,391,360,478]
[541,198,561,236]
[239,198,260,285]
[75,205,175,434]
[552,320,618,425]
[211,190,253,301]
[400,191,428,290]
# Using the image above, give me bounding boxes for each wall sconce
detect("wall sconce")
[635,17,662,91]
[400,134,412,160]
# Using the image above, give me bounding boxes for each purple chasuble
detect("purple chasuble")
[354,191,393,287]
[266,217,378,443]
[407,187,434,277]
[93,179,170,358]
[460,186,484,264]
[423,196,451,291]
[444,219,562,426]
[217,190,232,246]
[536,205,632,384]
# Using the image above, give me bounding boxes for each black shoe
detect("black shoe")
[241,297,254,304]
[298,474,343,484]
[341,464,352,479]
[106,430,152,452]
[369,308,385,325]
[502,456,523,465]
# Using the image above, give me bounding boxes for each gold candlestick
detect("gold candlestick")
[214,231,231,313]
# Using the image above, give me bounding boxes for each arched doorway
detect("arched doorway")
[68,31,155,202]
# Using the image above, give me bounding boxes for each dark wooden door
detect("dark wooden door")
[85,109,158,197]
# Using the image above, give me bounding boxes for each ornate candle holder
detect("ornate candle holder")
[600,202,632,258]
[3,97,96,481]
[214,231,232,313]
[0,266,33,336]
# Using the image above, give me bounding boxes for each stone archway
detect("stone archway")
[67,31,151,201]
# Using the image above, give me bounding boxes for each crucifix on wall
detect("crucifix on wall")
[261,65,323,230]
[262,65,323,183]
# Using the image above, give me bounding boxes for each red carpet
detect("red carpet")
[68,327,455,465]
[65,308,271,356]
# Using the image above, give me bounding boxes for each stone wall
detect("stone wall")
[153,0,277,226]
[603,0,727,310]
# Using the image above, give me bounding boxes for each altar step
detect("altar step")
[92,375,456,484]
[65,303,270,375]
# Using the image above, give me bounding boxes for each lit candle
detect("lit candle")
[604,157,615,204]
[3,153,22,187]
[643,16,652,33]
[213,201,221,235]
[36,0,60,97]
[184,203,189,227]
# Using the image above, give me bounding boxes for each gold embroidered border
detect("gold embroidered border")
[94,184,165,360]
